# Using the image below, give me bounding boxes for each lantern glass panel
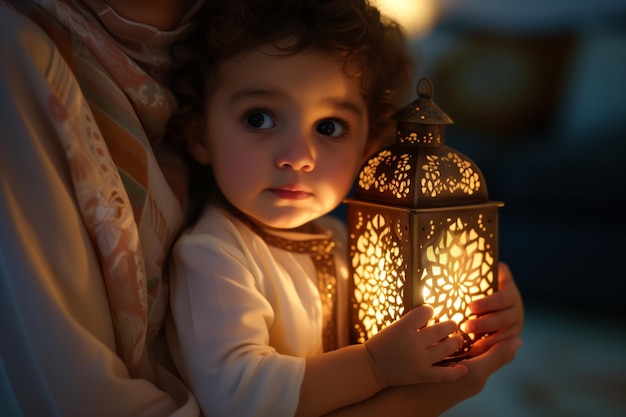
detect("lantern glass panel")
[413,204,500,357]
[348,203,411,344]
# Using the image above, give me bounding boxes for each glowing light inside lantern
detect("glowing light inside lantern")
[351,211,496,349]
[419,216,496,334]
[352,213,406,342]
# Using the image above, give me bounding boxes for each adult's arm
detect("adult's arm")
[0,3,197,416]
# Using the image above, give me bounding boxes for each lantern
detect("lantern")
[346,77,503,361]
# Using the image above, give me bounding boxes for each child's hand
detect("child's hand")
[364,305,468,389]
[463,262,524,355]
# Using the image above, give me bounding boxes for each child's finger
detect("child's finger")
[419,319,458,344]
[427,334,463,362]
[425,361,468,383]
[465,306,517,335]
[467,337,522,372]
[470,291,508,315]
[498,262,513,286]
[398,304,434,330]
[470,263,521,315]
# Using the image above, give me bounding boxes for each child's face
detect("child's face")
[193,45,369,231]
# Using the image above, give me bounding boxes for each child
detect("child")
[165,1,524,416]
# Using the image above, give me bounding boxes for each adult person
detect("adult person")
[0,0,204,415]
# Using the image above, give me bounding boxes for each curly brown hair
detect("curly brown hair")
[166,0,413,155]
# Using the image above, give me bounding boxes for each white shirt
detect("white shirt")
[167,204,349,417]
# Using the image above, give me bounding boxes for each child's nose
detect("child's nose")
[275,135,315,172]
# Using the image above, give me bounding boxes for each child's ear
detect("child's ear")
[187,117,211,165]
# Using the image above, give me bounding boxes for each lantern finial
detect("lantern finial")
[417,77,433,99]
[393,77,453,128]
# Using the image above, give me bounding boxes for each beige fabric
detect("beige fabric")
[0,0,203,415]
[167,205,349,417]
[233,212,340,352]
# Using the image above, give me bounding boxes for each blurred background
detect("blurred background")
[373,0,626,415]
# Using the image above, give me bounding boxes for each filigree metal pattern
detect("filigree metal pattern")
[358,150,412,199]
[398,130,439,145]
[351,213,405,343]
[420,217,496,351]
[421,152,481,197]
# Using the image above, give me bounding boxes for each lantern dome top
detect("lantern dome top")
[393,77,453,125]
[353,76,494,209]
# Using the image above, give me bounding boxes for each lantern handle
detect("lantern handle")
[417,77,434,99]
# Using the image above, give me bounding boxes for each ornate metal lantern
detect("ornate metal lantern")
[346,77,503,360]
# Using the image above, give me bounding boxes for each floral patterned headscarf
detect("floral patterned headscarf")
[17,0,205,379]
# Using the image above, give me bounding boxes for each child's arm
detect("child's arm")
[295,306,468,417]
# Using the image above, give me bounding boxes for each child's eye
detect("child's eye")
[243,110,275,130]
[316,119,348,138]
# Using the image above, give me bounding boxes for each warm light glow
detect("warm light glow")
[421,152,481,197]
[350,208,497,353]
[374,0,439,36]
[358,150,412,198]
[352,213,406,343]
[358,149,483,202]
[419,217,496,331]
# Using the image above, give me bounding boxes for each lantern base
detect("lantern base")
[435,330,493,365]
[435,352,473,366]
